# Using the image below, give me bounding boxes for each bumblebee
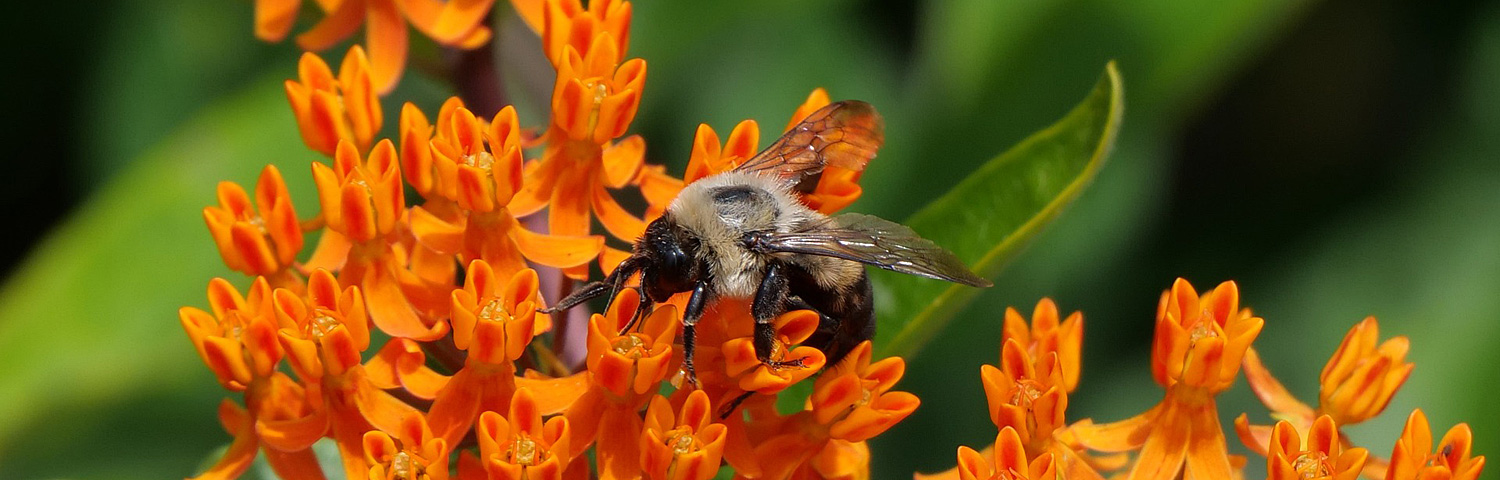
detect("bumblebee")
[551,101,990,387]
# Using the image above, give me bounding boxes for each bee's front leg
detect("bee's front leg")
[681,280,713,388]
[752,263,805,369]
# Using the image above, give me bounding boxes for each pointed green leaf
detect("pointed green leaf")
[873,62,1124,359]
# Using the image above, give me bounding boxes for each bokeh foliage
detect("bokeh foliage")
[1,0,1497,478]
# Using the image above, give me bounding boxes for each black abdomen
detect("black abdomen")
[787,266,874,366]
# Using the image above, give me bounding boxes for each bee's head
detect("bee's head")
[639,216,702,301]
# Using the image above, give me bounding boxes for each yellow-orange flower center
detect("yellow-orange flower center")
[512,434,541,466]
[1291,451,1333,479]
[392,451,415,479]
[464,151,496,171]
[479,299,510,322]
[1189,316,1220,342]
[309,313,340,340]
[1009,379,1045,409]
[612,334,649,358]
[666,426,699,455]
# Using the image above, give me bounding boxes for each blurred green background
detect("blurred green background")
[1,0,1496,478]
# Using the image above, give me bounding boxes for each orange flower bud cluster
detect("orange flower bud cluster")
[257,0,494,93]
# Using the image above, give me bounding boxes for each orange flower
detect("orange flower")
[365,412,451,480]
[270,269,420,480]
[285,46,383,156]
[426,261,537,445]
[809,341,916,443]
[956,427,1057,480]
[1002,298,1083,392]
[918,328,1108,480]
[1265,415,1366,480]
[312,139,404,245]
[1149,279,1262,393]
[508,0,647,254]
[1386,409,1485,480]
[191,374,325,480]
[310,139,449,341]
[640,390,728,480]
[566,290,679,479]
[183,278,325,479]
[259,0,494,93]
[181,277,281,391]
[1069,279,1262,480]
[1235,317,1412,460]
[538,0,631,67]
[203,165,304,283]
[722,341,916,480]
[722,309,828,394]
[1318,317,1413,425]
[546,24,644,147]
[477,388,575,480]
[404,101,604,276]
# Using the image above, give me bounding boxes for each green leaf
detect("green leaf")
[872,62,1124,359]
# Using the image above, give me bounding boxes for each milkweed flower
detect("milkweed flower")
[271,269,420,480]
[721,309,828,394]
[507,0,648,266]
[181,277,281,392]
[1002,298,1083,392]
[403,101,604,277]
[364,412,452,480]
[182,277,326,479]
[918,299,1108,480]
[1386,409,1485,480]
[956,427,1058,480]
[426,262,539,445]
[1264,415,1366,480]
[256,0,495,93]
[285,46,383,157]
[1069,279,1262,480]
[1234,317,1413,466]
[565,289,679,478]
[722,341,917,480]
[310,139,450,341]
[203,166,304,285]
[640,390,727,480]
[478,388,575,480]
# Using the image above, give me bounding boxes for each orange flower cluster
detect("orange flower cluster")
[190,0,917,478]
[255,0,495,92]
[192,0,1486,478]
[917,280,1485,480]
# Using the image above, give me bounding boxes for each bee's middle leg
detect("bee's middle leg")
[752,263,805,368]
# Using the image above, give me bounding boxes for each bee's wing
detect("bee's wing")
[758,213,992,287]
[731,101,884,183]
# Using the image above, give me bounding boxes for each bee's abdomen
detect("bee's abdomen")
[787,266,874,366]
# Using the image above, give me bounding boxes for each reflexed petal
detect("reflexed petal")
[512,224,604,268]
[296,0,365,51]
[1240,348,1314,421]
[365,0,409,93]
[257,410,330,451]
[1126,407,1189,480]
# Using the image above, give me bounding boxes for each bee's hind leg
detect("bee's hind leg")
[752,263,806,369]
